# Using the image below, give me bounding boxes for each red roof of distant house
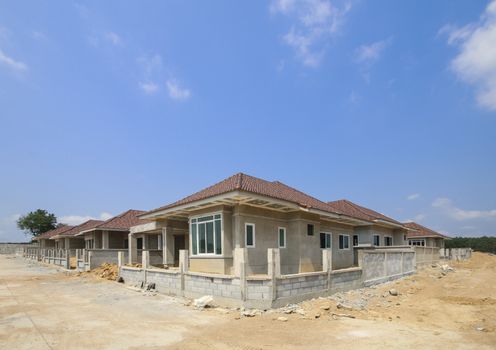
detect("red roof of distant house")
[92,210,151,231]
[56,220,104,238]
[34,225,73,240]
[326,199,402,225]
[404,222,449,239]
[143,173,344,217]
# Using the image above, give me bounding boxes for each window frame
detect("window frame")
[245,223,256,248]
[353,234,359,247]
[409,239,426,247]
[278,227,286,248]
[384,235,393,246]
[339,234,350,250]
[320,232,332,249]
[189,212,223,256]
[373,234,381,246]
[307,224,314,236]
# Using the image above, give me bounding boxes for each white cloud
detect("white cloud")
[432,197,496,221]
[59,212,113,226]
[407,193,420,201]
[355,38,391,64]
[0,49,28,72]
[441,0,496,110]
[104,31,123,46]
[166,80,191,101]
[137,54,163,76]
[139,81,159,94]
[271,0,351,67]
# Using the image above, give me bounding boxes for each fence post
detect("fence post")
[117,251,124,278]
[234,248,247,302]
[179,250,188,296]
[142,250,150,284]
[268,249,281,302]
[88,251,93,270]
[65,250,70,269]
[322,249,332,292]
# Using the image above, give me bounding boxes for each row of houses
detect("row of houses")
[28,173,457,308]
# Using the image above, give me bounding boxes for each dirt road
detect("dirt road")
[1,253,495,349]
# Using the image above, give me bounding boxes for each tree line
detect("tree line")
[445,236,496,254]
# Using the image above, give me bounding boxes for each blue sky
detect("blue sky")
[1,0,495,241]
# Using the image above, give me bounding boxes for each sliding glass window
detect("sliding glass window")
[190,214,222,256]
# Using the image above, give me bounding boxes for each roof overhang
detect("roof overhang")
[130,221,167,234]
[407,235,450,240]
[140,190,374,227]
[373,219,406,229]
[76,228,129,236]
[50,235,83,240]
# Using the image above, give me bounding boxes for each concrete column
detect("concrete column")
[141,234,147,250]
[65,250,70,269]
[128,233,137,264]
[162,227,174,266]
[65,238,70,249]
[102,230,109,249]
[268,248,281,277]
[88,251,93,269]
[142,250,150,269]
[233,208,243,248]
[234,247,247,277]
[117,251,124,267]
[179,250,188,273]
[76,249,80,271]
[322,249,332,272]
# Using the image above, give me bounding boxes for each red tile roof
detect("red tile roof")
[57,220,104,237]
[34,225,73,240]
[93,210,151,231]
[404,222,449,239]
[326,199,402,225]
[144,173,344,216]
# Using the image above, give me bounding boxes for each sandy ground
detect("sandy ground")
[1,253,495,349]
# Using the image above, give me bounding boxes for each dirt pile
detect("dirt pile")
[92,263,118,280]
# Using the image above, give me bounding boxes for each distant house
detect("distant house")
[33,225,73,248]
[75,210,148,250]
[50,220,103,249]
[327,199,407,247]
[135,173,410,274]
[404,222,449,248]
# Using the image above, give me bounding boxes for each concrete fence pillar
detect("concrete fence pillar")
[88,251,93,270]
[128,233,137,265]
[234,248,247,301]
[268,248,281,302]
[117,251,124,268]
[76,249,80,271]
[65,249,70,269]
[179,250,188,295]
[268,248,281,278]
[322,249,332,292]
[142,250,150,269]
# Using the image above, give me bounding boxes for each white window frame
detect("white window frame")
[373,234,381,246]
[245,223,256,248]
[339,234,350,250]
[409,239,426,246]
[320,232,332,249]
[353,234,359,247]
[384,235,393,246]
[278,227,286,249]
[189,212,223,256]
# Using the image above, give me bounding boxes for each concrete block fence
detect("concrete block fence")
[118,247,417,309]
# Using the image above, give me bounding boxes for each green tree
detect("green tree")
[17,209,57,238]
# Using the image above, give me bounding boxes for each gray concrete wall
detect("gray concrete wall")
[414,246,441,266]
[360,249,415,285]
[89,249,128,269]
[0,243,37,254]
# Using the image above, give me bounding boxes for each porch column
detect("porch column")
[65,238,70,249]
[233,207,243,248]
[141,234,147,250]
[102,230,109,249]
[128,233,137,264]
[162,227,174,266]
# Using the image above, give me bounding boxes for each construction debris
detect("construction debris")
[92,263,118,281]
[193,295,214,309]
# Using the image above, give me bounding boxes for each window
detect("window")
[190,214,222,255]
[409,239,425,246]
[384,236,393,246]
[353,235,359,247]
[320,232,331,249]
[245,223,255,248]
[278,227,286,248]
[307,224,314,236]
[373,235,380,246]
[339,234,350,250]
